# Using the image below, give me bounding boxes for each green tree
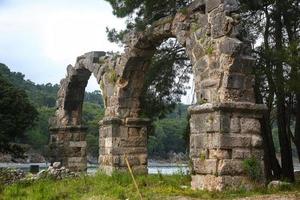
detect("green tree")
[241,0,300,182]
[105,0,189,31]
[82,102,105,158]
[0,74,38,152]
[24,107,55,151]
[140,39,191,119]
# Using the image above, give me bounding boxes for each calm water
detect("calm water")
[0,162,189,175]
[1,162,299,175]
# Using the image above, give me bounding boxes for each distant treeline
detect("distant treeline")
[0,63,189,159]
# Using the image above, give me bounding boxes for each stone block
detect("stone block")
[111,147,147,155]
[218,159,244,176]
[197,13,208,27]
[193,158,217,174]
[68,157,86,163]
[251,134,263,148]
[222,134,252,148]
[194,27,207,40]
[190,114,207,133]
[191,174,220,191]
[67,163,87,172]
[200,68,210,80]
[104,137,113,148]
[119,155,141,167]
[209,149,231,159]
[128,128,140,137]
[223,73,245,89]
[218,37,242,55]
[138,154,148,165]
[220,113,231,133]
[223,0,240,13]
[229,56,255,74]
[189,0,206,12]
[201,79,219,88]
[211,134,252,149]
[244,75,255,90]
[199,89,211,102]
[119,126,129,138]
[191,133,251,149]
[210,9,227,38]
[71,132,85,141]
[232,148,251,159]
[68,147,85,157]
[230,117,240,133]
[206,0,222,13]
[190,174,251,191]
[103,147,112,155]
[208,56,220,70]
[251,149,264,160]
[121,137,147,147]
[69,141,87,148]
[99,155,111,165]
[130,165,148,174]
[192,42,205,59]
[240,118,261,134]
[190,113,219,133]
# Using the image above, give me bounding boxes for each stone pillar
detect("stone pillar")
[99,117,150,174]
[49,126,87,172]
[189,103,266,191]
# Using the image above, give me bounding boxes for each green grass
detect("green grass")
[1,172,300,200]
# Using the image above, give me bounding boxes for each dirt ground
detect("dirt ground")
[168,192,300,200]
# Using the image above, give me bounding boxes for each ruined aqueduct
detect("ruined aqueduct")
[49,0,267,191]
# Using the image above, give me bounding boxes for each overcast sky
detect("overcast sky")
[0,0,193,104]
[0,0,125,91]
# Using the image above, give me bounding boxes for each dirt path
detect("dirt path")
[168,192,300,200]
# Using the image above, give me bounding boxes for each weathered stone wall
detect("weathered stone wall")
[50,0,267,191]
[99,117,150,174]
[189,103,266,190]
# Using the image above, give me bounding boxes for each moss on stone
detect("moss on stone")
[178,7,189,15]
[108,68,118,84]
[243,157,263,182]
[190,23,200,33]
[205,45,214,55]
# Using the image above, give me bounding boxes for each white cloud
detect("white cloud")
[0,0,192,103]
[0,0,125,91]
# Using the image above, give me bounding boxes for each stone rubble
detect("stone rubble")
[0,168,26,185]
[0,163,79,185]
[268,181,292,189]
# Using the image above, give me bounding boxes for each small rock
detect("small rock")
[37,170,47,178]
[180,185,188,189]
[53,162,61,169]
[268,181,291,189]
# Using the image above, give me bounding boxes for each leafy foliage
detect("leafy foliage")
[23,107,55,152]
[105,0,189,31]
[148,104,189,158]
[140,39,192,119]
[82,102,105,158]
[0,73,38,152]
[243,157,263,182]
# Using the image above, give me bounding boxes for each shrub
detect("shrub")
[243,157,262,182]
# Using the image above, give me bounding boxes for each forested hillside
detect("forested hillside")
[0,63,189,160]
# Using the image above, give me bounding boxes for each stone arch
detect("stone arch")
[49,51,110,171]
[50,0,267,190]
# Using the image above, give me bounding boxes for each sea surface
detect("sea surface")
[0,161,299,175]
[0,161,189,175]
